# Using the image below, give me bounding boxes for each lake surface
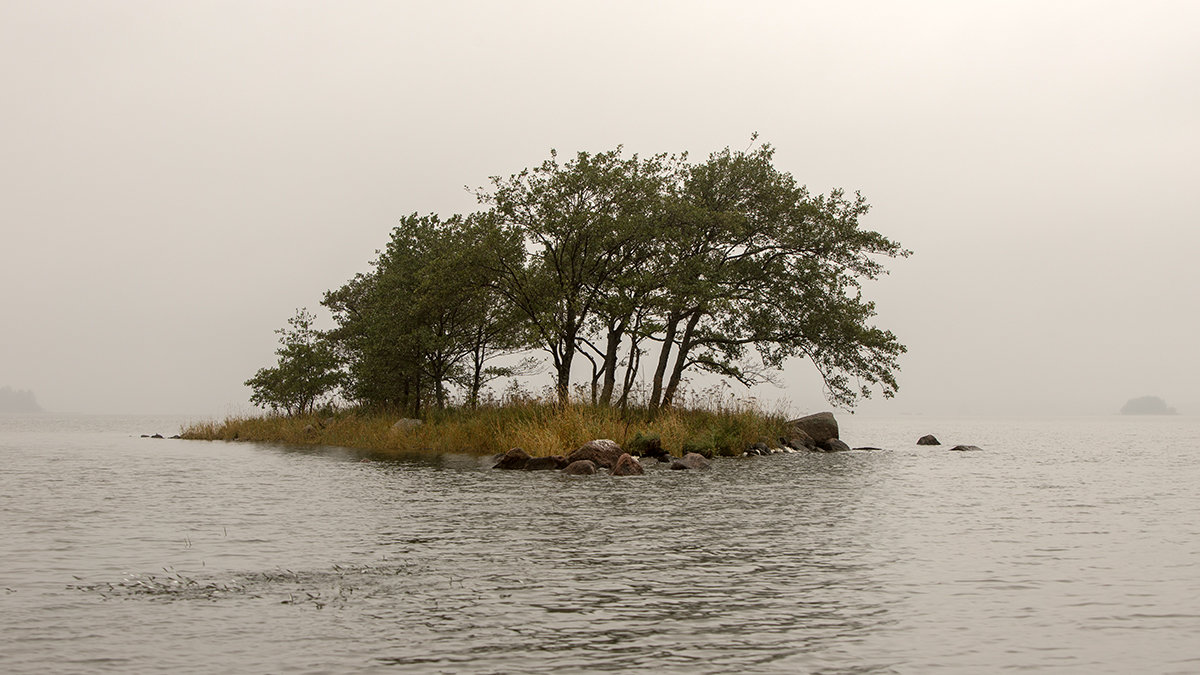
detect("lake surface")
[2,413,1199,674]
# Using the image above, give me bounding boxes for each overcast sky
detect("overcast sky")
[2,1,1196,417]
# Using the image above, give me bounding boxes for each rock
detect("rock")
[610,453,645,476]
[749,442,769,455]
[390,418,423,432]
[169,435,181,440]
[822,439,852,452]
[494,447,532,470]
[780,426,817,451]
[948,445,983,452]
[562,459,597,475]
[524,455,567,471]
[150,433,164,439]
[140,434,150,438]
[627,432,668,460]
[786,412,839,444]
[669,452,711,471]
[853,446,882,451]
[566,439,624,469]
[917,434,940,446]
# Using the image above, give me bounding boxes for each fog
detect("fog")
[2,1,1196,416]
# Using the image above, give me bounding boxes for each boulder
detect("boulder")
[627,433,669,460]
[780,426,817,451]
[390,418,423,432]
[916,434,940,446]
[786,412,839,445]
[493,447,532,470]
[566,439,624,469]
[821,439,852,453]
[150,433,164,439]
[562,459,597,475]
[524,455,568,471]
[853,446,882,451]
[948,445,983,452]
[669,452,711,471]
[610,453,645,476]
[744,442,769,456]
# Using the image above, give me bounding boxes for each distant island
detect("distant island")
[1120,396,1177,415]
[0,387,43,413]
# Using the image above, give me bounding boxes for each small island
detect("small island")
[185,142,908,459]
[0,386,42,413]
[1120,396,1178,415]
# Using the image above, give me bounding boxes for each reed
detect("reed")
[180,397,789,458]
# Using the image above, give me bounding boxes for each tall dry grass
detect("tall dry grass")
[180,397,790,458]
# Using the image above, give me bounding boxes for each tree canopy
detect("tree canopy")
[245,140,909,415]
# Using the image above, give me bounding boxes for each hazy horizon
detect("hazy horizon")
[3,1,1197,417]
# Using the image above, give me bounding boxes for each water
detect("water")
[2,413,1199,673]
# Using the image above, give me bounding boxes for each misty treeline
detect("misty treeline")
[246,142,909,417]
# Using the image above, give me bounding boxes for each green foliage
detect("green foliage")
[248,138,909,418]
[245,309,343,416]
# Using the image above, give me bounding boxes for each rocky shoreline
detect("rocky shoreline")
[488,411,984,476]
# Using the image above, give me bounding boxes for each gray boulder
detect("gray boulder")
[566,439,624,469]
[562,459,598,475]
[780,426,817,451]
[917,434,940,446]
[670,452,711,471]
[786,412,839,445]
[610,453,645,476]
[494,447,532,470]
[821,439,852,452]
[948,445,983,452]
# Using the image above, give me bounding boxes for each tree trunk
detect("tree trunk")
[598,317,627,407]
[649,312,681,413]
[617,333,642,409]
[661,309,703,410]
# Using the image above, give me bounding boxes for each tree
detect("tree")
[245,308,343,416]
[323,213,528,413]
[477,148,676,405]
[646,142,910,410]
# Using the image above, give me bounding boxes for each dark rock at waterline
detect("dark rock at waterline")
[853,446,882,451]
[917,434,941,446]
[786,412,839,445]
[151,433,164,439]
[566,439,624,469]
[562,459,598,475]
[627,433,668,460]
[169,435,181,439]
[948,445,983,452]
[611,453,645,476]
[821,439,852,453]
[494,447,532,470]
[670,452,711,471]
[745,442,770,456]
[780,427,818,451]
[524,455,568,471]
